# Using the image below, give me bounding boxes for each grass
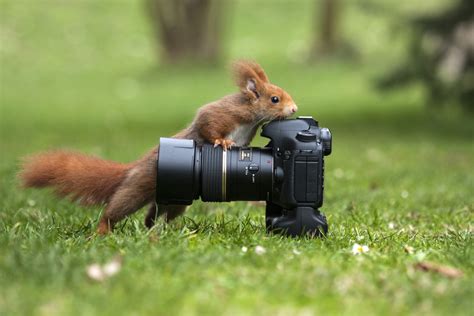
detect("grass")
[1,0,473,315]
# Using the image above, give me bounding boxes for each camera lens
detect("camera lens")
[217,146,273,202]
[157,138,273,204]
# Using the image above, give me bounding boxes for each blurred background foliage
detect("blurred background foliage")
[376,0,473,111]
[0,2,473,314]
[147,0,473,110]
[0,0,472,165]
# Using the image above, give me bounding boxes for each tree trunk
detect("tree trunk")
[146,0,225,64]
[311,0,340,57]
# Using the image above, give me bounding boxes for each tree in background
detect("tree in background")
[378,0,473,111]
[310,0,354,59]
[146,0,226,64]
[312,0,339,56]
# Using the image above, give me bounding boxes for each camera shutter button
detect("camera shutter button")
[296,131,317,142]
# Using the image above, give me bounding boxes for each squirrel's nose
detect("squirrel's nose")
[290,104,298,113]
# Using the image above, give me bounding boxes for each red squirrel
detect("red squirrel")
[19,61,298,234]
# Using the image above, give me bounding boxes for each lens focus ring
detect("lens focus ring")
[201,145,223,201]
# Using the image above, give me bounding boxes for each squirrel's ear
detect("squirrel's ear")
[232,60,265,101]
[248,61,269,83]
[246,78,260,99]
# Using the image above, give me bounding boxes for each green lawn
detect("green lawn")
[1,1,473,315]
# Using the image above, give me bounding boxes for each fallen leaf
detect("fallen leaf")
[247,201,265,207]
[414,261,463,279]
[404,245,415,254]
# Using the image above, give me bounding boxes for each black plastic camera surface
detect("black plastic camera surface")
[261,116,331,236]
[156,116,332,237]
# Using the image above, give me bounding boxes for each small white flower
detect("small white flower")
[102,257,122,277]
[241,246,248,253]
[401,190,409,199]
[292,249,301,255]
[255,245,266,255]
[27,199,36,207]
[86,256,122,282]
[388,222,395,229]
[86,264,105,282]
[351,243,369,255]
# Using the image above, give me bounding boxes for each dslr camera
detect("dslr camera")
[156,116,332,237]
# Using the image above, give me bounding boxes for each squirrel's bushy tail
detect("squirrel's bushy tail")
[19,151,131,205]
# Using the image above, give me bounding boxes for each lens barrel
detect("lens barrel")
[156,138,273,204]
[223,146,273,201]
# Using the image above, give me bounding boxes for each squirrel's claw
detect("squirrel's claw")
[214,139,235,151]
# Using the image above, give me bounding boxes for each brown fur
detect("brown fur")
[20,150,131,205]
[19,60,297,234]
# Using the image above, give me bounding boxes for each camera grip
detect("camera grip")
[266,206,328,237]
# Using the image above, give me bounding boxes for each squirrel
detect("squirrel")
[19,61,298,234]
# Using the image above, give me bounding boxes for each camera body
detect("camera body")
[156,116,332,237]
[262,116,332,236]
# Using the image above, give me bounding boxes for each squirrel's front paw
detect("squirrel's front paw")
[214,138,235,151]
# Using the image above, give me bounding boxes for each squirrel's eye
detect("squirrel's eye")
[271,96,280,104]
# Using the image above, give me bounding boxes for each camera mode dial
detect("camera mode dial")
[296,131,317,142]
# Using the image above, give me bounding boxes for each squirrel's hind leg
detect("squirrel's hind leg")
[144,203,187,228]
[145,204,158,229]
[160,204,187,222]
[97,164,156,235]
